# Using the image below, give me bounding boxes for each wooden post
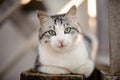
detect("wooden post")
[109,0,120,73]
[103,0,120,79]
[96,0,120,80]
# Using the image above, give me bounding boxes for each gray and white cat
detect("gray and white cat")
[35,6,98,77]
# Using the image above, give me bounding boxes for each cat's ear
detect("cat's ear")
[65,6,77,21]
[37,11,52,26]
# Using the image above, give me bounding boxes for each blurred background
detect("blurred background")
[0,0,109,80]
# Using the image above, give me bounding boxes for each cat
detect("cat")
[35,6,98,78]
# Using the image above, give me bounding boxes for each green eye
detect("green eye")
[48,30,56,36]
[64,27,71,34]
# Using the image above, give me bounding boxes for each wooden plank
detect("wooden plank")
[20,69,84,80]
[109,0,120,73]
[104,73,120,80]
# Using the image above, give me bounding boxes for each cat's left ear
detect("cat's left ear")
[65,6,77,21]
[37,11,52,26]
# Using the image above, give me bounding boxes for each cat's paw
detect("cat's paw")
[38,66,70,74]
[75,59,94,77]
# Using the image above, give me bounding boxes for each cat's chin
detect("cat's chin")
[51,46,71,52]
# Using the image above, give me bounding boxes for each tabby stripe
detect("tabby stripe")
[54,19,57,24]
[71,27,82,34]
[34,55,41,70]
[39,31,48,40]
[60,18,63,24]
[53,25,55,30]
[62,23,65,28]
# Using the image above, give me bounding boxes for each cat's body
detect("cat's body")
[35,6,97,77]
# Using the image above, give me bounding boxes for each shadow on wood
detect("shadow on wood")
[20,68,103,80]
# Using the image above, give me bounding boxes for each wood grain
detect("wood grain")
[109,0,120,73]
[20,69,84,80]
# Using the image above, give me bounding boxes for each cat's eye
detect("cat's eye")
[64,27,71,34]
[48,30,56,36]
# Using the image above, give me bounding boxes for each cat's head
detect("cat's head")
[37,6,82,52]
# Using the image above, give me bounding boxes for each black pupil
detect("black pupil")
[66,28,71,33]
[67,28,69,31]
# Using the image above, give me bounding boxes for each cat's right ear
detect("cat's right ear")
[65,6,77,21]
[37,11,51,26]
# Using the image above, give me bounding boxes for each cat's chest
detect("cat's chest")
[39,44,88,70]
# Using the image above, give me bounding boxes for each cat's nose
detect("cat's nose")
[58,40,64,47]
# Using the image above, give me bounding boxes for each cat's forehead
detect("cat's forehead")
[50,14,66,25]
[50,14,66,19]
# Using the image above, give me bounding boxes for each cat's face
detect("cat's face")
[38,6,82,52]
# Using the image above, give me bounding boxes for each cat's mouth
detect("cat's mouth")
[57,44,70,51]
[58,46,65,48]
[58,44,65,48]
[51,44,71,52]
[52,44,67,51]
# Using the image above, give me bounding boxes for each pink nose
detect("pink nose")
[58,40,64,47]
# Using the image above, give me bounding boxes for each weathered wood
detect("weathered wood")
[104,73,120,80]
[96,64,120,80]
[95,0,120,79]
[20,68,103,80]
[109,0,120,73]
[20,69,84,80]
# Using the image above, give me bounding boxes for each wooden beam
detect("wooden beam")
[20,69,84,80]
[109,0,120,73]
[0,0,21,26]
[57,0,85,14]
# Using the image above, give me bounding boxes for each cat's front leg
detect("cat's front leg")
[38,65,71,74]
[75,59,94,77]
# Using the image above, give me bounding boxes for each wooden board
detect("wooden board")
[20,69,84,80]
[103,73,120,80]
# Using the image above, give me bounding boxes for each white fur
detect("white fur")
[38,33,94,77]
[37,6,96,77]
